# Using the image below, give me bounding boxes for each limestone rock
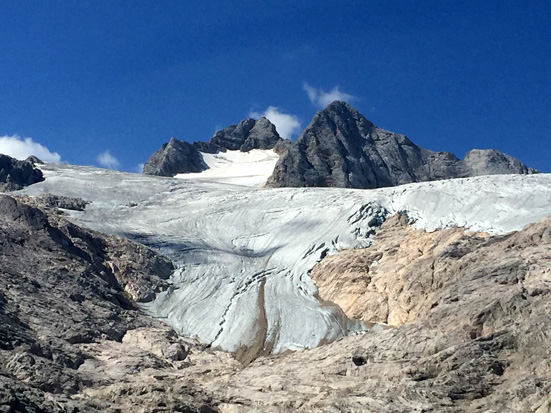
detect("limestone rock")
[2,190,551,411]
[122,327,188,361]
[142,138,207,177]
[239,117,282,152]
[25,155,44,165]
[195,117,282,154]
[267,101,534,188]
[0,195,217,411]
[33,194,89,211]
[272,138,291,155]
[200,118,257,152]
[0,154,44,191]
[144,118,283,177]
[463,148,535,175]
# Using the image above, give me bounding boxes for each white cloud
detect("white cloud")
[249,106,301,140]
[303,83,356,108]
[97,150,120,170]
[134,163,145,174]
[0,135,61,162]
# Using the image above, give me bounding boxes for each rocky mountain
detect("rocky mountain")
[193,117,282,153]
[0,154,44,191]
[142,138,207,176]
[143,117,284,176]
[0,194,216,412]
[266,101,534,188]
[3,186,551,412]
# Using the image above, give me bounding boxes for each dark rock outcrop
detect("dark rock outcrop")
[33,194,89,211]
[143,118,283,177]
[25,155,44,165]
[193,117,281,154]
[0,154,44,191]
[142,138,207,177]
[239,117,282,152]
[0,195,216,411]
[267,101,534,188]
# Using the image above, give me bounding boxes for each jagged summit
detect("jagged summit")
[142,137,207,177]
[143,100,534,184]
[320,99,368,121]
[194,117,282,153]
[0,153,44,191]
[143,117,284,177]
[266,100,534,188]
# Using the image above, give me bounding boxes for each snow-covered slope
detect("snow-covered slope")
[18,163,551,353]
[176,149,279,187]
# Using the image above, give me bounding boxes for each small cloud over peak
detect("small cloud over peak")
[0,135,61,162]
[97,150,120,170]
[249,106,301,141]
[303,83,356,108]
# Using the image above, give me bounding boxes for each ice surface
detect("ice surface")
[17,163,551,353]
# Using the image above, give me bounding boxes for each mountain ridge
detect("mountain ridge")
[143,117,285,176]
[142,101,534,188]
[266,101,534,188]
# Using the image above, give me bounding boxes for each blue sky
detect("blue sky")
[1,0,550,172]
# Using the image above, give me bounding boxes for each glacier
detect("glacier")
[17,154,551,354]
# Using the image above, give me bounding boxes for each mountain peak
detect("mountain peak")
[143,117,284,176]
[324,100,357,112]
[316,100,363,120]
[267,104,533,189]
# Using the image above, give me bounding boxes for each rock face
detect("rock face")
[142,138,207,176]
[143,117,283,177]
[3,186,551,411]
[267,101,534,188]
[0,194,217,412]
[207,214,551,412]
[463,148,532,176]
[194,117,282,153]
[0,154,44,191]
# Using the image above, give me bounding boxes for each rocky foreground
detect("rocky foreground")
[1,194,550,412]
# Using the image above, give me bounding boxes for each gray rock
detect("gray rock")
[0,195,214,411]
[25,155,44,165]
[145,118,284,177]
[267,101,534,188]
[240,117,282,152]
[207,118,256,152]
[163,342,188,361]
[462,148,535,176]
[272,138,292,155]
[142,138,207,177]
[0,154,44,192]
[197,117,281,153]
[33,194,89,211]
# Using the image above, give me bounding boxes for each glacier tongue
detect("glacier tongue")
[18,163,551,354]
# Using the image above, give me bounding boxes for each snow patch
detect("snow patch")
[175,149,279,187]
